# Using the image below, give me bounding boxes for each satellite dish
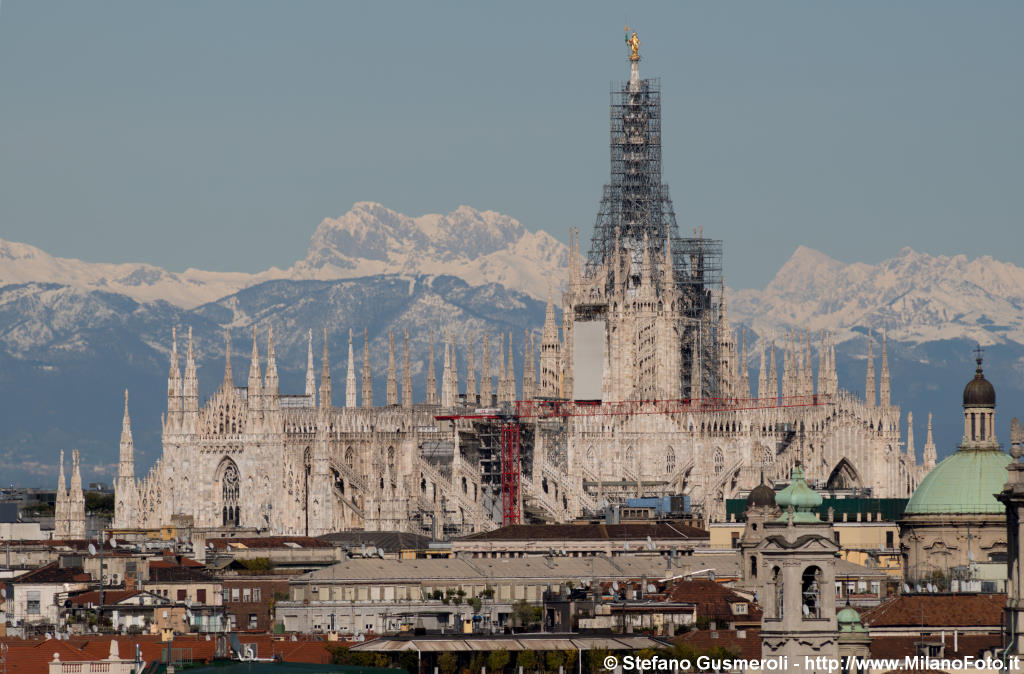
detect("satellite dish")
[647,584,656,593]
[903,583,911,593]
[1,588,6,599]
[708,571,716,582]
[88,543,97,556]
[110,538,118,549]
[560,548,567,557]
[612,581,619,591]
[378,548,385,559]
[45,632,53,640]
[624,542,630,552]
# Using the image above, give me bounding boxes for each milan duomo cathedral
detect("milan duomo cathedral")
[111,42,934,536]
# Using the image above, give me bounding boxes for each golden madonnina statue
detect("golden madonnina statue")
[626,30,640,61]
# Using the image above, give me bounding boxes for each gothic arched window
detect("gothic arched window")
[665,447,676,474]
[760,445,774,465]
[713,448,724,475]
[221,461,240,527]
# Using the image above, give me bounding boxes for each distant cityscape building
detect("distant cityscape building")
[111,39,927,538]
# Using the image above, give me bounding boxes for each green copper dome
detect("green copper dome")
[904,447,1009,515]
[837,604,867,632]
[774,464,823,523]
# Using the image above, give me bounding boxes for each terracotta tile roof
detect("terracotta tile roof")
[674,628,762,659]
[458,522,709,541]
[147,565,216,582]
[860,593,1004,628]
[665,579,763,623]
[870,633,1003,660]
[0,638,102,674]
[12,561,91,585]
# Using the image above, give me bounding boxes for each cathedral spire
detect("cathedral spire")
[739,329,750,399]
[758,337,768,403]
[223,330,233,388]
[305,329,316,399]
[58,449,67,498]
[924,412,937,469]
[166,327,182,433]
[120,390,133,468]
[248,326,262,413]
[265,326,279,406]
[768,338,778,402]
[506,332,516,402]
[540,286,561,398]
[183,326,198,416]
[319,327,332,409]
[402,328,413,408]
[865,330,876,407]
[426,329,438,405]
[345,329,357,408]
[441,335,451,407]
[521,330,534,400]
[68,449,85,539]
[115,389,136,529]
[361,327,373,408]
[879,328,891,407]
[482,332,492,405]
[906,411,915,460]
[466,332,478,405]
[387,330,398,406]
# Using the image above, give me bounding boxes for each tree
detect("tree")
[488,649,511,673]
[544,650,565,674]
[439,652,458,674]
[518,649,538,674]
[512,600,541,629]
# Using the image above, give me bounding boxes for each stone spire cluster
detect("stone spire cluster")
[55,448,85,539]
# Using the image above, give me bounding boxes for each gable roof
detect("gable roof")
[12,561,91,585]
[665,579,763,622]
[861,593,1004,628]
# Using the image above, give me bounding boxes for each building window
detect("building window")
[802,566,822,619]
[253,588,261,602]
[772,567,783,619]
[243,588,251,602]
[222,589,230,603]
[886,531,894,549]
[870,581,880,595]
[177,589,187,601]
[249,614,259,629]
[231,588,240,601]
[27,591,40,615]
[197,589,207,604]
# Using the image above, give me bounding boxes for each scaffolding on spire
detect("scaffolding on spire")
[579,45,724,397]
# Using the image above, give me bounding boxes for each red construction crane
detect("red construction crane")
[438,394,830,527]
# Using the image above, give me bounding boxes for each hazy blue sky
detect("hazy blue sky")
[0,1,1021,288]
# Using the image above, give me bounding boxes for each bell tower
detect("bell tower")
[758,465,840,672]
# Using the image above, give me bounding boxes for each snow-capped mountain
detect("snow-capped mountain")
[731,246,1024,347]
[293,202,566,299]
[0,203,568,309]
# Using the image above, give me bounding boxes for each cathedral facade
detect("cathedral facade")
[113,43,928,537]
